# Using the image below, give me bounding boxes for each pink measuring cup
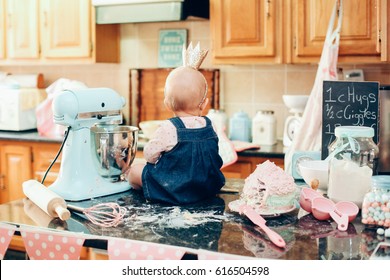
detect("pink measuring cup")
[311,197,359,231]
[299,187,323,213]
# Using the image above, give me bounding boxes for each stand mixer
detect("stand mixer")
[49,88,138,201]
[282,95,309,147]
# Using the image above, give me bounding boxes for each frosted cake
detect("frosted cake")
[229,160,298,215]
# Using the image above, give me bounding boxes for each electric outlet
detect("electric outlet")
[344,69,364,81]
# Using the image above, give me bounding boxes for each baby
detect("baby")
[128,43,225,205]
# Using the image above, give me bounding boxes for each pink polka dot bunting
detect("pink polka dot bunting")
[107,238,186,260]
[19,226,85,260]
[0,223,17,260]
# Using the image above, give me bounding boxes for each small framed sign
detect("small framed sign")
[158,29,187,68]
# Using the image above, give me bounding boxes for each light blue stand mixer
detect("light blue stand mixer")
[49,88,138,201]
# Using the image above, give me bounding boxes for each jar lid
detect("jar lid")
[334,126,374,138]
[371,175,390,190]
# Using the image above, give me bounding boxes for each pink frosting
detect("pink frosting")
[242,160,296,207]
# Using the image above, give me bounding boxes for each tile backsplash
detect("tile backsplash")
[1,20,389,139]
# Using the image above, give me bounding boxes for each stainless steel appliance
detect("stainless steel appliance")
[48,88,139,201]
[92,0,209,24]
[379,85,390,174]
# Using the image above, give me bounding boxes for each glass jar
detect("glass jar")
[327,126,379,208]
[252,110,277,145]
[362,175,390,228]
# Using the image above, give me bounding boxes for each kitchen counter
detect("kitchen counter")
[0,130,286,158]
[0,179,384,260]
[0,129,63,143]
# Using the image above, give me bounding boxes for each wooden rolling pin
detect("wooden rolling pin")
[22,180,70,221]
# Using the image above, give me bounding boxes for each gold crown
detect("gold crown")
[182,42,208,70]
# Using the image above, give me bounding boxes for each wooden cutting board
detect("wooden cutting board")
[129,68,220,126]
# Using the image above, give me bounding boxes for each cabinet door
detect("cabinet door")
[0,145,32,203]
[379,0,389,62]
[32,144,61,187]
[6,0,40,59]
[40,0,91,58]
[0,0,5,59]
[222,156,284,179]
[292,0,380,63]
[210,0,282,64]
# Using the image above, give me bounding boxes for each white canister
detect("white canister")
[252,110,277,145]
[207,109,228,133]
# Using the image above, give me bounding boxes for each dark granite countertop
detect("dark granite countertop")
[0,129,63,143]
[0,130,286,158]
[0,179,382,260]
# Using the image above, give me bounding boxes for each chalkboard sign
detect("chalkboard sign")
[321,80,379,159]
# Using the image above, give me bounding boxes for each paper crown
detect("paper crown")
[182,42,208,70]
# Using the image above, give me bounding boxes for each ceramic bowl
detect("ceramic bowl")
[139,120,164,139]
[298,160,329,190]
[282,95,309,113]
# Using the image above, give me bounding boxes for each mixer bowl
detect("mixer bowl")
[91,125,139,182]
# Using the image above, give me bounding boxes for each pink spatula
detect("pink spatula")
[239,205,286,248]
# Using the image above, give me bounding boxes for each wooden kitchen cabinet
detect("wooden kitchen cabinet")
[5,0,40,59]
[40,0,91,59]
[0,144,32,204]
[210,0,389,64]
[289,0,389,64]
[0,140,61,204]
[1,0,119,64]
[222,155,284,179]
[32,144,61,187]
[210,0,284,64]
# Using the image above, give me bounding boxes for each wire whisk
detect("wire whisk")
[67,202,127,228]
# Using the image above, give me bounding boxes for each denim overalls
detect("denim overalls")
[142,116,226,205]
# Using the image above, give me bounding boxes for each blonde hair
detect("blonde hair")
[164,66,208,113]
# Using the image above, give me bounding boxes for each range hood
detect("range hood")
[92,0,209,24]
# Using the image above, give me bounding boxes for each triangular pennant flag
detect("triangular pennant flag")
[19,226,85,260]
[0,223,17,260]
[107,237,186,260]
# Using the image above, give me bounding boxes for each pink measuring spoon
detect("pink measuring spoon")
[311,197,358,231]
[239,205,286,248]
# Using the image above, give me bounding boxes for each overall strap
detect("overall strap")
[203,116,212,126]
[169,117,186,129]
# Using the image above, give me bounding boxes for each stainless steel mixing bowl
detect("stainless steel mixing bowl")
[91,125,139,182]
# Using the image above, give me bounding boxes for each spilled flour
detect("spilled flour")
[123,205,231,229]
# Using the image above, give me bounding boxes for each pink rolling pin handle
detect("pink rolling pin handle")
[239,205,286,248]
